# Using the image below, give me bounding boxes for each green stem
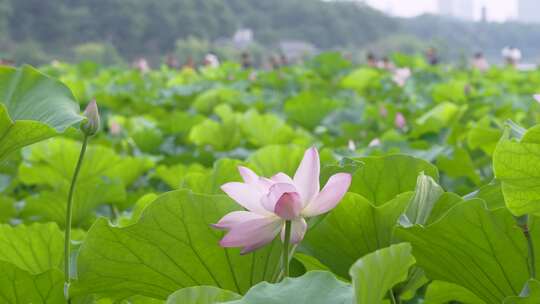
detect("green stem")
[282,220,292,279]
[388,289,398,304]
[109,203,119,223]
[517,215,536,279]
[525,227,536,279]
[64,135,89,302]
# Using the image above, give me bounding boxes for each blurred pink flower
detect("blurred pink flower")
[213,147,351,254]
[392,68,411,87]
[395,112,407,130]
[368,138,381,147]
[109,121,122,136]
[534,94,540,103]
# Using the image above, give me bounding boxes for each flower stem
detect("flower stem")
[64,135,89,302]
[282,220,292,279]
[527,231,536,279]
[517,214,536,279]
[388,289,400,304]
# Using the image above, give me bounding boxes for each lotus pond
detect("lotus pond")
[1,53,540,303]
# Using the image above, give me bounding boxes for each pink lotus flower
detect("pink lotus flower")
[534,94,540,103]
[392,68,411,87]
[395,112,407,130]
[213,147,351,254]
[109,121,122,136]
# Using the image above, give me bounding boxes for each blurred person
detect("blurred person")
[268,55,280,70]
[425,47,439,65]
[366,52,377,67]
[279,53,289,66]
[0,59,15,66]
[380,56,395,70]
[183,57,195,69]
[203,53,220,68]
[165,54,179,69]
[502,46,521,67]
[472,52,489,72]
[241,52,253,69]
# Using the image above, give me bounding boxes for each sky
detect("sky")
[364,0,518,22]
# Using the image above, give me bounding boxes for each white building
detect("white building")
[518,0,540,24]
[438,0,474,21]
[232,29,254,49]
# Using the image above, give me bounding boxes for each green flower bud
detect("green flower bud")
[81,100,100,136]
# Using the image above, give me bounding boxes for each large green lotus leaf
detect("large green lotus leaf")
[411,102,463,138]
[0,261,64,304]
[436,147,481,185]
[292,253,332,274]
[189,105,243,151]
[73,190,281,299]
[246,145,335,178]
[0,65,83,161]
[424,281,485,304]
[19,138,152,226]
[349,155,438,206]
[225,271,353,304]
[246,145,306,177]
[431,80,468,103]
[192,87,242,114]
[464,179,505,210]
[0,195,16,223]
[493,130,540,216]
[349,243,415,304]
[166,286,241,304]
[467,119,502,155]
[128,117,164,154]
[155,163,208,190]
[284,92,338,130]
[301,192,412,278]
[19,137,151,188]
[396,199,529,303]
[341,68,381,93]
[0,223,64,274]
[503,280,540,304]
[183,159,243,194]
[0,223,64,303]
[240,110,309,147]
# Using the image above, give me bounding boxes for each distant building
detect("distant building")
[438,0,474,21]
[233,28,254,49]
[518,0,540,24]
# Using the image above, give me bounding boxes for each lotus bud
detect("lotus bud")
[81,100,100,136]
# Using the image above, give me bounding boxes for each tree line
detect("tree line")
[1,0,539,65]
